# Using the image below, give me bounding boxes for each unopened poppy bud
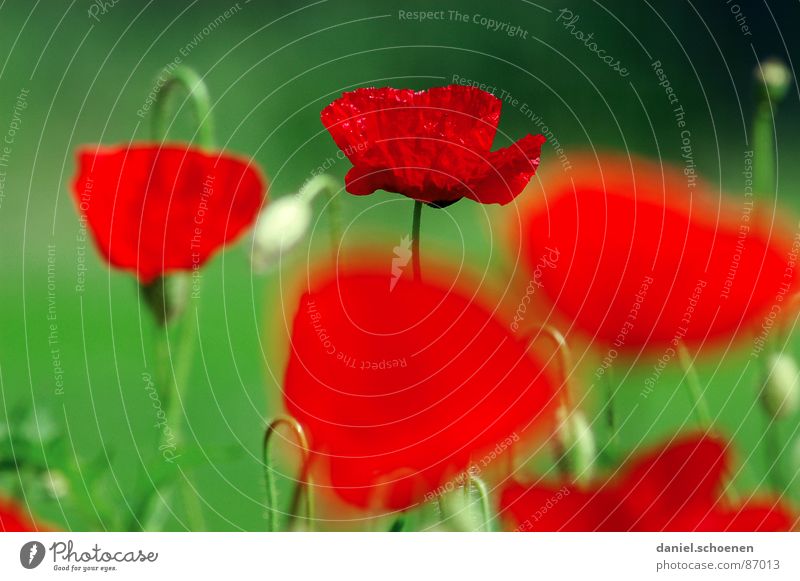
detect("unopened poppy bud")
[556,407,596,484]
[756,58,792,104]
[44,470,69,499]
[251,195,312,271]
[141,274,190,325]
[761,353,800,419]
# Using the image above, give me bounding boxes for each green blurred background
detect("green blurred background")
[1,0,799,530]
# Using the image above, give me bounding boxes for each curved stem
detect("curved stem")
[299,174,342,266]
[263,416,315,531]
[527,325,573,407]
[676,341,713,430]
[151,66,215,149]
[411,200,423,282]
[527,325,578,475]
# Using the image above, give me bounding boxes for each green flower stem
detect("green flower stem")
[600,366,618,458]
[752,97,776,198]
[299,174,343,265]
[464,473,492,532]
[758,355,790,496]
[139,284,201,532]
[764,413,788,495]
[676,342,713,430]
[411,200,423,282]
[140,66,213,531]
[167,307,199,448]
[751,59,791,199]
[751,59,792,497]
[263,416,315,531]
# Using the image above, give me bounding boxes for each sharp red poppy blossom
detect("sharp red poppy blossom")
[72,144,266,284]
[321,85,546,206]
[283,263,559,510]
[513,153,799,349]
[0,497,47,532]
[500,434,795,531]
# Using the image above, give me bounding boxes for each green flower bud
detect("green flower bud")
[755,58,792,104]
[251,195,313,272]
[44,470,69,499]
[761,353,800,419]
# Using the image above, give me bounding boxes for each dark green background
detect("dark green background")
[1,0,799,530]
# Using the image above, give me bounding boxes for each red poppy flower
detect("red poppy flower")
[283,264,559,510]
[321,85,545,206]
[0,497,47,532]
[72,144,266,284]
[514,153,798,349]
[500,434,795,531]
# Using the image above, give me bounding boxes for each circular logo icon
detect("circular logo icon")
[19,541,46,569]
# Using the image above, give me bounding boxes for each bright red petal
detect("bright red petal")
[711,504,795,531]
[284,265,559,509]
[322,85,543,205]
[500,481,618,531]
[518,154,798,349]
[72,144,266,283]
[466,134,546,204]
[321,85,501,163]
[0,498,45,532]
[619,435,728,530]
[502,435,795,531]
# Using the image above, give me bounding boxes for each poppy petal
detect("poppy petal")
[72,144,266,283]
[283,265,559,509]
[0,498,47,532]
[466,134,546,204]
[501,435,795,531]
[321,85,543,205]
[516,154,798,349]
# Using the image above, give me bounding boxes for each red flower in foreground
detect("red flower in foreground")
[0,497,46,532]
[515,154,798,349]
[321,85,545,206]
[72,144,265,284]
[283,264,559,510]
[501,435,795,531]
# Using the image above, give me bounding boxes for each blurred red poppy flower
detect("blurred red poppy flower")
[514,154,799,349]
[72,144,266,284]
[321,85,545,206]
[0,497,47,532]
[283,264,559,510]
[500,434,794,531]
